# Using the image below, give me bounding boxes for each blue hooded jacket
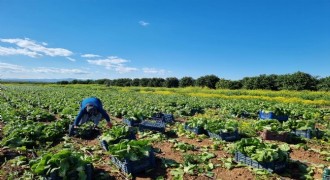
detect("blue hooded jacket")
[74,97,111,126]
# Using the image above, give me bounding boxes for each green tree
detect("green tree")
[216,79,242,89]
[195,75,219,89]
[241,77,257,89]
[139,78,150,87]
[112,78,132,86]
[147,78,165,87]
[131,78,140,86]
[164,77,179,88]
[179,77,195,87]
[317,76,330,91]
[277,71,317,90]
[95,78,110,85]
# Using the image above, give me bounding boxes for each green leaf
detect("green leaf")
[183,163,196,174]
[170,168,184,180]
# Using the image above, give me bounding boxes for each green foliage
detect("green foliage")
[173,142,195,152]
[317,76,330,91]
[186,117,208,128]
[30,149,90,179]
[216,79,242,90]
[1,119,69,148]
[235,138,289,163]
[99,125,131,144]
[283,119,316,130]
[277,71,318,91]
[107,139,151,161]
[204,119,238,134]
[195,74,219,89]
[261,105,291,116]
[165,77,179,88]
[182,152,216,176]
[179,77,195,87]
[255,119,284,132]
[241,74,278,90]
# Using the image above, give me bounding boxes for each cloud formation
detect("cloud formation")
[0,62,26,72]
[0,46,40,57]
[0,37,172,78]
[87,56,138,73]
[81,54,101,58]
[0,38,73,58]
[32,67,89,74]
[0,62,88,76]
[142,67,167,75]
[139,21,149,27]
[66,57,76,62]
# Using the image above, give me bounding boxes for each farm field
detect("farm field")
[0,84,330,180]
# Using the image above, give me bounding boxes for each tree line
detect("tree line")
[57,71,330,91]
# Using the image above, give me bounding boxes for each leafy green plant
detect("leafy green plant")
[255,119,284,132]
[283,119,316,130]
[261,106,291,116]
[235,138,289,163]
[99,125,131,144]
[30,149,90,179]
[173,142,195,152]
[1,119,69,148]
[185,117,208,129]
[204,119,238,134]
[107,139,151,161]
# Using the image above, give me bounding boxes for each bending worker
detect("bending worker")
[73,97,112,129]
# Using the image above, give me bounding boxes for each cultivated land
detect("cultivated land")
[0,84,329,180]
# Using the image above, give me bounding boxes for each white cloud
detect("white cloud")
[0,38,73,57]
[142,67,167,75]
[0,62,27,72]
[32,67,89,74]
[66,57,76,62]
[0,46,40,57]
[87,56,138,73]
[0,62,89,76]
[139,21,149,27]
[115,66,138,74]
[81,54,101,58]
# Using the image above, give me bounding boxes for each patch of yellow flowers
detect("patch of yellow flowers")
[131,87,330,106]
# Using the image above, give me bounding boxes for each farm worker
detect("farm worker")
[73,97,112,129]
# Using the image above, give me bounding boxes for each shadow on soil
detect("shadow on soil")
[133,157,168,180]
[277,160,312,180]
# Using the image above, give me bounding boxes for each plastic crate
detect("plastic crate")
[110,149,156,175]
[139,120,165,133]
[123,118,141,127]
[259,111,288,122]
[323,168,330,180]
[206,129,239,141]
[234,151,287,173]
[152,113,174,123]
[163,114,175,123]
[260,130,288,142]
[100,132,136,151]
[291,129,312,139]
[184,123,205,135]
[152,112,164,121]
[47,163,94,180]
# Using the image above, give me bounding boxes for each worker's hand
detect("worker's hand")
[107,121,113,128]
[74,125,79,128]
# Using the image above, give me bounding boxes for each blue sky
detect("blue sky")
[0,0,329,80]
